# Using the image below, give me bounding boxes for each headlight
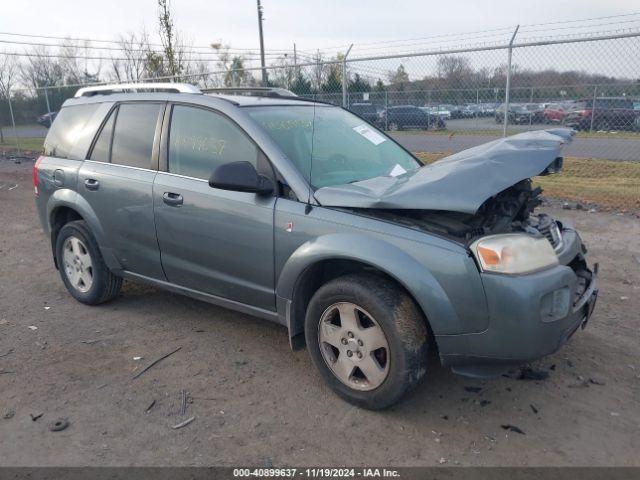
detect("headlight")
[471,234,558,275]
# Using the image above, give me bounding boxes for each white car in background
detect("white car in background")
[422,106,451,119]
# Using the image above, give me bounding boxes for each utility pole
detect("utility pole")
[257,0,267,86]
[293,43,297,69]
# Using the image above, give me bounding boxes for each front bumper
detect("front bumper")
[437,227,598,376]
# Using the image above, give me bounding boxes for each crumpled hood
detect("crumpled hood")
[314,128,574,215]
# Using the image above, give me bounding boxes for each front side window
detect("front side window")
[43,104,99,159]
[111,103,161,169]
[168,105,259,181]
[246,105,419,188]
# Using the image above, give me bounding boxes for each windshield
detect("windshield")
[246,105,420,189]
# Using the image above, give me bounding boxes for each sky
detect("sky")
[2,0,637,54]
[1,0,639,83]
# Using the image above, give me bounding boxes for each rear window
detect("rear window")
[111,103,161,169]
[43,104,99,159]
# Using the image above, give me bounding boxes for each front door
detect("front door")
[153,104,276,311]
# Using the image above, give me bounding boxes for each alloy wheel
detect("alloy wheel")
[318,302,390,391]
[62,236,94,293]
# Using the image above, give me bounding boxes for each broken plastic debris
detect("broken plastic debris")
[133,356,143,361]
[28,326,38,331]
[501,424,526,435]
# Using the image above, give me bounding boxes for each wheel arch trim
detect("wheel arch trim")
[276,233,462,345]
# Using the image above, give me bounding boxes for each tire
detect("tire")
[55,220,122,305]
[304,273,428,409]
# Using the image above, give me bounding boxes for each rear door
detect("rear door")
[153,104,276,310]
[78,102,165,279]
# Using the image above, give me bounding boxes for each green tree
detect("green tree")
[348,73,371,93]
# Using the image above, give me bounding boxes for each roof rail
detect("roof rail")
[74,82,201,98]
[203,87,297,98]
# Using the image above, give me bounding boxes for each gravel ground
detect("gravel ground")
[1,157,639,467]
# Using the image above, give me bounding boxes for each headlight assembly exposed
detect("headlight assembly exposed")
[471,234,558,275]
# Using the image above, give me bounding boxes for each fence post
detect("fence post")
[529,86,534,127]
[384,90,389,131]
[7,90,21,156]
[503,25,520,137]
[342,44,353,108]
[589,85,597,133]
[44,87,53,128]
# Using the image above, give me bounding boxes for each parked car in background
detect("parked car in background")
[461,104,482,118]
[381,105,445,130]
[349,103,379,124]
[524,103,546,123]
[563,97,638,131]
[424,105,451,120]
[37,111,58,127]
[439,104,464,119]
[479,103,498,116]
[542,103,567,124]
[34,83,598,409]
[495,103,527,124]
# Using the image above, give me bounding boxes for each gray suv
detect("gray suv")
[34,83,598,409]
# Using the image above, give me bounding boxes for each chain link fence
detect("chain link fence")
[1,30,639,210]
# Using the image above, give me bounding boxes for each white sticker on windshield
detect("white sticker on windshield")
[353,124,387,146]
[389,164,407,177]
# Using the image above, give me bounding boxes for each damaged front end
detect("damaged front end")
[353,178,558,245]
[317,128,598,375]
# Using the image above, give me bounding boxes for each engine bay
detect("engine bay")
[351,179,564,247]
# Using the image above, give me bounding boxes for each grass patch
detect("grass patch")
[413,152,640,210]
[0,137,44,153]
[392,129,640,140]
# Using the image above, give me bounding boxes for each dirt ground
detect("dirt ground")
[1,156,639,467]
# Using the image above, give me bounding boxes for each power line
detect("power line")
[0,38,290,58]
[298,11,640,53]
[0,50,281,63]
[0,30,294,53]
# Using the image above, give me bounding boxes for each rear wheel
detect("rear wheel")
[55,220,122,305]
[305,273,428,409]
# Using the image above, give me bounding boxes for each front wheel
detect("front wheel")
[55,220,122,305]
[305,273,428,409]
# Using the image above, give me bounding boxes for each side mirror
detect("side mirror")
[209,161,274,195]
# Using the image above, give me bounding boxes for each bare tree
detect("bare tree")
[111,31,152,82]
[0,52,19,142]
[20,46,65,92]
[310,51,327,92]
[215,45,251,87]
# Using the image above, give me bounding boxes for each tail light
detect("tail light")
[576,109,592,118]
[33,156,43,197]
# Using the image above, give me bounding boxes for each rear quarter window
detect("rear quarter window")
[43,104,100,159]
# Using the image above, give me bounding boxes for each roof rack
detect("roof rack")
[74,82,201,98]
[203,87,298,98]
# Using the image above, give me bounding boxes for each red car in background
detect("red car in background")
[543,103,567,124]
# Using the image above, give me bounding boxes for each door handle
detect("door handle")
[84,178,100,191]
[162,192,183,206]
